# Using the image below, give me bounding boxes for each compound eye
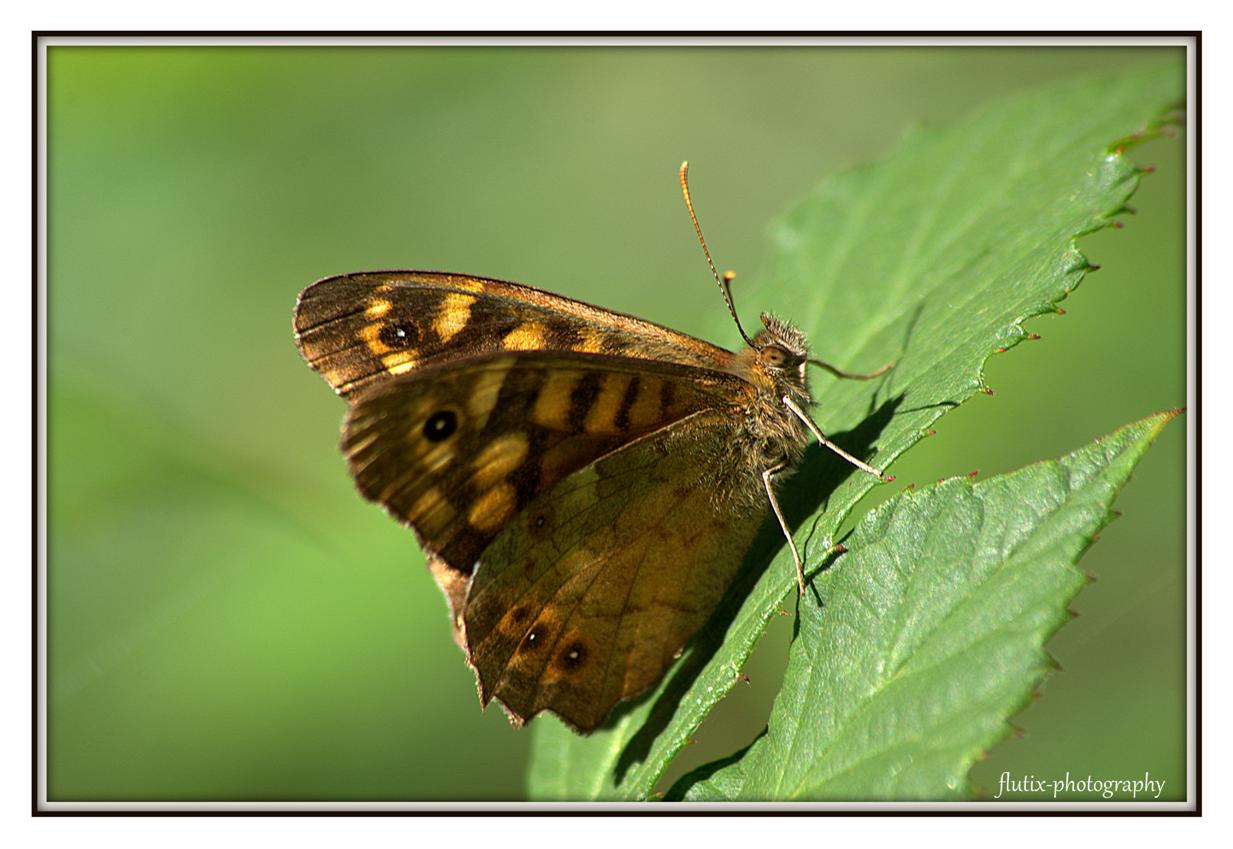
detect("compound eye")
[760,345,790,368]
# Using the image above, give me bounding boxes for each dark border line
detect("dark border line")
[30,30,1202,817]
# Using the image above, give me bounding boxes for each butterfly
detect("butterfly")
[292,163,893,733]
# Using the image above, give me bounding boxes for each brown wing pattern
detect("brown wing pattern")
[341,351,754,581]
[462,411,764,733]
[294,271,736,398]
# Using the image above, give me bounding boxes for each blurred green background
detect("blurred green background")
[47,44,1188,802]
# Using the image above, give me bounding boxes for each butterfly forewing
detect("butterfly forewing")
[341,351,756,582]
[294,272,736,399]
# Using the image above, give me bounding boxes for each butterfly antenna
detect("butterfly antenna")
[679,161,754,347]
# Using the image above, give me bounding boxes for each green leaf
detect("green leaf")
[527,63,1183,801]
[672,409,1180,800]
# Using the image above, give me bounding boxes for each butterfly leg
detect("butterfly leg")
[761,461,808,596]
[781,395,891,481]
[807,357,895,381]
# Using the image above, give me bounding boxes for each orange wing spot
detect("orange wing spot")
[585,373,632,434]
[422,443,456,476]
[533,369,582,430]
[503,322,547,351]
[360,322,392,355]
[577,329,606,354]
[448,277,485,293]
[410,486,455,536]
[468,361,512,428]
[471,433,529,489]
[627,375,663,428]
[468,482,518,533]
[365,298,392,318]
[382,350,417,375]
[433,293,476,342]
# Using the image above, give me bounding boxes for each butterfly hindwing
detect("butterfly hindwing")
[341,351,756,587]
[294,271,736,399]
[462,410,765,733]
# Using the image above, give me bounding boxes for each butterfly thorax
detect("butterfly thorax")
[726,315,814,495]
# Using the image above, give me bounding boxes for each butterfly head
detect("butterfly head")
[747,311,811,398]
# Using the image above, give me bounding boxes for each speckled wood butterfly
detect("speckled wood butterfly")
[293,164,892,733]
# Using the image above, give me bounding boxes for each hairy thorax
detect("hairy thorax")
[705,326,815,510]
